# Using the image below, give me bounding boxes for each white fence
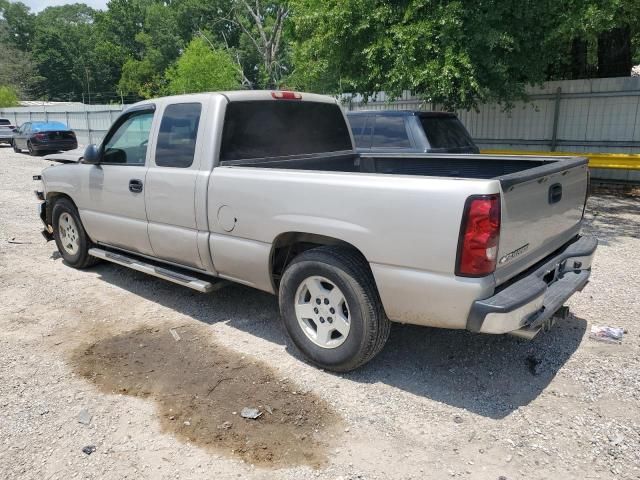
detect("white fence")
[346,76,640,155]
[2,77,639,157]
[0,104,126,146]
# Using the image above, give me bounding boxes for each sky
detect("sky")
[21,0,108,12]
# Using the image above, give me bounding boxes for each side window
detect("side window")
[348,115,373,149]
[22,123,30,134]
[102,111,154,165]
[371,116,411,148]
[155,103,202,168]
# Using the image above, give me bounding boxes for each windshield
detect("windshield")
[420,116,475,149]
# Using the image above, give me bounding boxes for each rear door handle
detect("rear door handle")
[129,179,143,193]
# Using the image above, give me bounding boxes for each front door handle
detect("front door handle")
[129,179,143,193]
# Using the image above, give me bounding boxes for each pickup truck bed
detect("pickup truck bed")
[35,90,596,372]
[229,151,578,180]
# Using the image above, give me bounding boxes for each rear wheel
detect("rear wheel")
[27,141,38,156]
[52,198,99,269]
[279,246,391,372]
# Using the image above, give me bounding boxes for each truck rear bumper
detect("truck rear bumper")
[467,235,597,335]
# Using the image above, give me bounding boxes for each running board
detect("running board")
[88,248,219,293]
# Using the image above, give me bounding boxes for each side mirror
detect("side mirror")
[82,144,101,164]
[12,128,18,133]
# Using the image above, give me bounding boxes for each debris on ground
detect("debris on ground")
[264,405,273,415]
[589,325,624,344]
[77,408,92,425]
[81,445,96,455]
[240,407,262,419]
[169,328,181,341]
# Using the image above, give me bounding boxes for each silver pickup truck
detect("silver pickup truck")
[35,91,597,371]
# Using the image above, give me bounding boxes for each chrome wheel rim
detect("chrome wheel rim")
[58,212,79,255]
[294,276,350,349]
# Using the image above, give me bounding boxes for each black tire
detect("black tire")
[52,197,99,269]
[279,246,391,372]
[27,141,39,156]
[12,140,20,153]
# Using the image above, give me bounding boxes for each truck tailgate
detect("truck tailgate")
[494,157,589,285]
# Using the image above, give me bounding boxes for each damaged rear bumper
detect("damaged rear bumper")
[467,235,598,337]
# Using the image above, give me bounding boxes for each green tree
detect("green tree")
[30,4,98,100]
[0,85,19,107]
[0,0,34,50]
[288,0,608,110]
[0,19,43,97]
[116,2,184,98]
[165,36,242,94]
[229,0,290,88]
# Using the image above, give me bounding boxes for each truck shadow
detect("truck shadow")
[94,263,586,420]
[347,316,587,419]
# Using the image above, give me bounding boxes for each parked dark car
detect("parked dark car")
[12,121,78,156]
[0,118,16,145]
[346,110,479,154]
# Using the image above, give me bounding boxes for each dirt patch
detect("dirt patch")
[70,325,340,468]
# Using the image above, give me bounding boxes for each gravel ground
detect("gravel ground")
[0,146,639,480]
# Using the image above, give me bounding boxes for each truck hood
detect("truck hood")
[43,149,84,164]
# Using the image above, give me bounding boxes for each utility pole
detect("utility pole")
[85,67,91,105]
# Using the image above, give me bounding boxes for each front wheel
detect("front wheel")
[279,246,391,372]
[12,140,20,153]
[52,198,99,269]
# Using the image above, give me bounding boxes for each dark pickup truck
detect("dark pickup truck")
[346,110,480,154]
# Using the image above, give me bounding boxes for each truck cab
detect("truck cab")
[346,110,479,154]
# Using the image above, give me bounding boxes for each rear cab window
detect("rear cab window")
[220,101,352,163]
[0,119,11,126]
[155,103,202,168]
[420,115,475,149]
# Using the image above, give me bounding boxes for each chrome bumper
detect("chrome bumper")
[467,235,598,336]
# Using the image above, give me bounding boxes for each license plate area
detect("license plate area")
[542,260,567,285]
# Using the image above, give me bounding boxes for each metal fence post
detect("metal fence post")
[550,87,562,152]
[85,111,91,145]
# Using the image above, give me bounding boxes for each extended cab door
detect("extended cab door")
[80,107,155,255]
[145,101,206,269]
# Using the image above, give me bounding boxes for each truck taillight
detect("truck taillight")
[456,194,501,277]
[271,91,302,100]
[34,133,47,141]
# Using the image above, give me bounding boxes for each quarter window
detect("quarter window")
[155,103,202,168]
